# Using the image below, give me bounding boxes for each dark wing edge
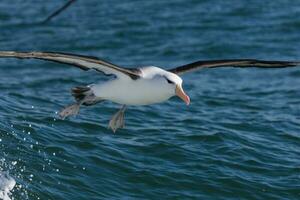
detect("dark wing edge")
[169,59,300,75]
[42,0,77,23]
[0,51,141,79]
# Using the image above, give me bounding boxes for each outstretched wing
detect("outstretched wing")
[0,51,141,79]
[169,59,300,75]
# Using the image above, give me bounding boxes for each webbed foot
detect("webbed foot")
[108,105,126,133]
[59,103,81,119]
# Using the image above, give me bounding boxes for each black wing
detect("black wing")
[0,51,141,79]
[169,59,300,75]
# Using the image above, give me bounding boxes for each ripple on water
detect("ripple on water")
[0,0,300,199]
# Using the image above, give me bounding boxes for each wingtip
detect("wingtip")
[291,61,300,66]
[282,61,300,67]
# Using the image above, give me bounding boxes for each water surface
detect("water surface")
[0,0,300,199]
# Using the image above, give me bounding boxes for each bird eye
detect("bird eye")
[165,78,174,84]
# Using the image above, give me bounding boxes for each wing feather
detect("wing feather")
[0,51,141,79]
[169,59,300,75]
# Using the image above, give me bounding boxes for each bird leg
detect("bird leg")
[108,105,127,133]
[59,102,81,119]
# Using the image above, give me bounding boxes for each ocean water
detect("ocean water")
[0,0,300,199]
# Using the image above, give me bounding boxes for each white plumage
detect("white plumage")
[91,66,182,106]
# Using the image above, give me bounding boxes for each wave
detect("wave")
[0,171,15,200]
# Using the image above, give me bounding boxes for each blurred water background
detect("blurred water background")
[0,0,299,199]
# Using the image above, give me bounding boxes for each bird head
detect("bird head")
[163,73,190,105]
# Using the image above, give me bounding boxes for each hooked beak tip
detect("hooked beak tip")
[186,96,190,106]
[176,85,190,106]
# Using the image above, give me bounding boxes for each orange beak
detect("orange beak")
[175,85,190,105]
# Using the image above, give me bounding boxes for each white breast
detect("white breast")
[91,75,174,106]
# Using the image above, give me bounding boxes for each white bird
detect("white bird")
[0,51,299,132]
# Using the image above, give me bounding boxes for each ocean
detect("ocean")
[0,0,299,199]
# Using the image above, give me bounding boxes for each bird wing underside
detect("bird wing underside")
[0,51,141,79]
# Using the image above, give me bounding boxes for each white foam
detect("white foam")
[0,172,15,200]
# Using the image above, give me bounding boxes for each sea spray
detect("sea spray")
[0,172,15,200]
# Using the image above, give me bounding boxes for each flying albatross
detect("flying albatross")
[0,51,299,132]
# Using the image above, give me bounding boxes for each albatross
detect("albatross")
[0,51,299,132]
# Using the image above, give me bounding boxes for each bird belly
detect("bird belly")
[91,79,172,106]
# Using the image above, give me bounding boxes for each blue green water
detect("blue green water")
[0,0,300,199]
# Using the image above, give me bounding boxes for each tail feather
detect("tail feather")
[71,86,101,106]
[71,86,91,102]
[58,85,102,119]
